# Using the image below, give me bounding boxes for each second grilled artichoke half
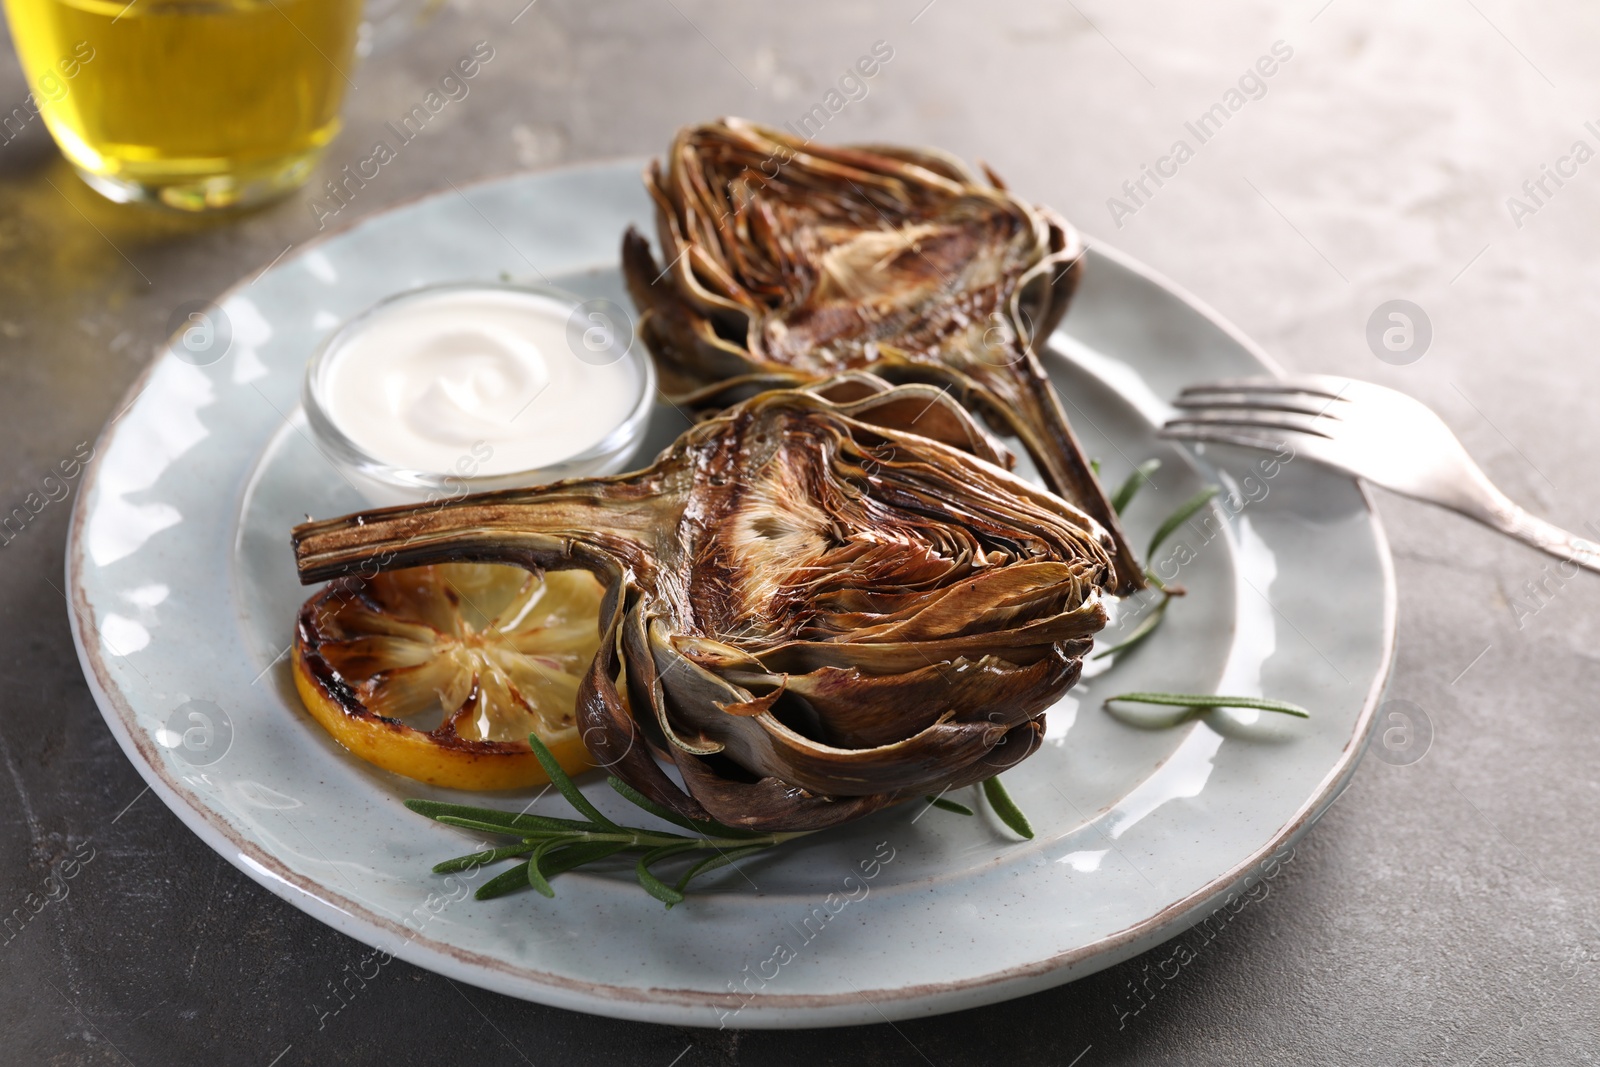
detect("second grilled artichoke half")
[622,117,1144,593]
[294,379,1115,831]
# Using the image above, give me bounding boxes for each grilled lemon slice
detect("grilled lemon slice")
[292,563,604,790]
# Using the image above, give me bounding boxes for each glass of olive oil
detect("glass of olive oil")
[2,0,363,211]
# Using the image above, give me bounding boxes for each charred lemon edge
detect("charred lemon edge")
[290,632,595,791]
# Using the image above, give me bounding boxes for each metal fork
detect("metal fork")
[1160,374,1600,574]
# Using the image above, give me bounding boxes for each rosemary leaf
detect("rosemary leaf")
[526,839,566,898]
[405,798,593,835]
[1103,692,1311,718]
[923,795,975,816]
[673,844,772,894]
[1111,459,1162,515]
[636,844,694,907]
[431,843,535,874]
[540,840,632,878]
[982,777,1034,840]
[1092,596,1169,661]
[475,861,535,901]
[526,733,620,831]
[1147,485,1220,560]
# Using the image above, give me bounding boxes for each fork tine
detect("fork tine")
[1164,410,1336,439]
[1177,376,1351,402]
[1160,423,1340,472]
[1157,424,1296,454]
[1171,392,1341,419]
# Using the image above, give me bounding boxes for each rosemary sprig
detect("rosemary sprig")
[1093,463,1222,663]
[1103,692,1311,719]
[407,734,808,908]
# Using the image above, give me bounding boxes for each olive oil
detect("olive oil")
[2,0,362,209]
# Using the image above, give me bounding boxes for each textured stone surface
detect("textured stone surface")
[1,1,1597,1063]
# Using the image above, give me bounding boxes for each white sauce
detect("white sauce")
[319,288,641,477]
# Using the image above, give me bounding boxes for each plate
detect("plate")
[66,160,1395,1028]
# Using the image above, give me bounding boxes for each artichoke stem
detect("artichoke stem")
[292,486,658,587]
[1003,359,1147,595]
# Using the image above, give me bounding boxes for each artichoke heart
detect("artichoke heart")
[622,117,1144,593]
[293,378,1115,831]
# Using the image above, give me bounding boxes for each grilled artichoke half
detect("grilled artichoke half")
[293,378,1114,831]
[622,117,1144,594]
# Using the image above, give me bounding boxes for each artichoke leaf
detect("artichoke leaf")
[723,649,1077,750]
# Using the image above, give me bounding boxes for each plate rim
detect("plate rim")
[65,161,1398,1027]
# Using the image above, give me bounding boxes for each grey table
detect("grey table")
[3,1,1597,1064]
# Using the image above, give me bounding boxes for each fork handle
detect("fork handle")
[1468,494,1600,575]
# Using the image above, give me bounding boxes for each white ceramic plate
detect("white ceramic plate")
[66,161,1394,1028]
